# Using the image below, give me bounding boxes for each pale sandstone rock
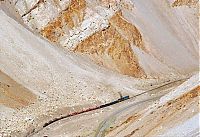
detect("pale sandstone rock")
[11,0,198,78]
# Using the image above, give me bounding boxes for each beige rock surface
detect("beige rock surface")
[11,0,198,79]
[0,0,199,136]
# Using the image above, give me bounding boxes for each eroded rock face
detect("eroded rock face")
[11,0,199,78]
[74,11,146,77]
[40,0,86,42]
[37,0,145,78]
[172,0,198,7]
[13,0,148,78]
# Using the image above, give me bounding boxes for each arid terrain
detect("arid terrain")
[0,0,199,137]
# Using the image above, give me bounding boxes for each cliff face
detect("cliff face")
[38,0,146,77]
[11,0,198,78]
[40,0,86,42]
[74,11,146,78]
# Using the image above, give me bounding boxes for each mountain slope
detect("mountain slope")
[12,0,199,78]
[0,0,199,136]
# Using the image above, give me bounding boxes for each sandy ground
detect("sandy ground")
[0,70,36,109]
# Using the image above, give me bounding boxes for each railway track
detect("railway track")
[95,79,186,137]
[27,78,185,137]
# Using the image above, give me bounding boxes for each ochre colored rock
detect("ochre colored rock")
[74,11,146,78]
[172,0,198,7]
[40,0,86,42]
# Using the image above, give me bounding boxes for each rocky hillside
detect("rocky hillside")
[0,0,199,136]
[12,0,199,78]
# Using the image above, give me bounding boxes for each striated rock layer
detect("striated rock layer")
[74,11,146,78]
[10,0,199,78]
